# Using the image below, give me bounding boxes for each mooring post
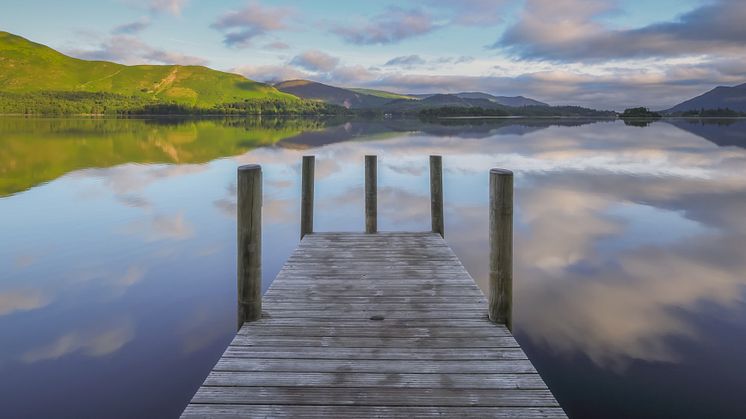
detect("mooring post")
[237,164,262,330]
[488,168,513,331]
[300,156,315,239]
[365,155,377,233]
[430,155,444,237]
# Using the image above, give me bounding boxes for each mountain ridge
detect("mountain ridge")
[274,79,551,110]
[274,80,392,108]
[666,83,746,113]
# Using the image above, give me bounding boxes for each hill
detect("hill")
[384,94,504,111]
[348,88,416,100]
[274,80,552,111]
[401,92,548,107]
[666,83,746,113]
[274,80,392,108]
[453,92,549,107]
[0,31,307,110]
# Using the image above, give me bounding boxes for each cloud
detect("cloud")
[232,64,312,83]
[234,55,376,85]
[329,65,377,84]
[384,54,474,68]
[112,18,150,35]
[22,318,135,362]
[117,266,146,286]
[495,0,746,61]
[123,212,194,241]
[385,54,426,67]
[0,289,52,316]
[211,1,295,48]
[332,6,436,45]
[69,35,207,65]
[425,0,509,26]
[290,50,340,73]
[262,41,290,50]
[148,0,187,15]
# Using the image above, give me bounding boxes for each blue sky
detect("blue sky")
[1,0,744,109]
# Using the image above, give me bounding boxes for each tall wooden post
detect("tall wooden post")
[300,156,315,239]
[365,155,377,233]
[430,155,444,237]
[237,164,262,329]
[489,168,513,331]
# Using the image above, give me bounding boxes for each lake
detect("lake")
[1,116,745,418]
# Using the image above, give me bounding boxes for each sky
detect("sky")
[1,0,745,110]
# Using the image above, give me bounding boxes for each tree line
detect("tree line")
[0,91,347,116]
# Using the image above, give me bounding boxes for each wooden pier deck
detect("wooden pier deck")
[182,232,565,418]
[181,156,565,417]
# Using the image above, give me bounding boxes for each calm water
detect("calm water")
[1,116,746,418]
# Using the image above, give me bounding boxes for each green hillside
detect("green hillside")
[0,31,298,108]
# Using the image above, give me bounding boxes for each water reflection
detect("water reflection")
[1,116,746,418]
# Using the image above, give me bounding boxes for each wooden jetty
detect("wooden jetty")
[182,156,566,418]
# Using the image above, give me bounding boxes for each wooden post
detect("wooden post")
[488,168,513,331]
[237,164,262,329]
[430,155,444,237]
[365,155,377,233]
[300,155,315,239]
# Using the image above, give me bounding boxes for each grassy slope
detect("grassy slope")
[349,88,417,100]
[0,31,297,106]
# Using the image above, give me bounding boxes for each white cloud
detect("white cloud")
[112,17,150,35]
[148,0,187,15]
[212,1,295,48]
[496,0,746,62]
[290,50,340,73]
[332,6,436,45]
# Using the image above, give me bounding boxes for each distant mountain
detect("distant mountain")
[0,31,294,107]
[274,80,391,108]
[348,88,416,100]
[403,92,548,107]
[667,83,746,113]
[384,94,506,111]
[275,80,551,110]
[454,92,549,107]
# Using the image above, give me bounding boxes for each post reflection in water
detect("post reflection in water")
[1,116,745,418]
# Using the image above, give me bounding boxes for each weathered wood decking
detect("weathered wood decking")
[182,232,565,418]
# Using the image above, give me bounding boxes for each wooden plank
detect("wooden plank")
[262,295,487,303]
[257,310,489,320]
[229,335,520,348]
[221,347,528,360]
[235,326,512,338]
[190,387,560,407]
[213,358,536,374]
[182,405,568,418]
[204,371,548,389]
[237,318,503,328]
